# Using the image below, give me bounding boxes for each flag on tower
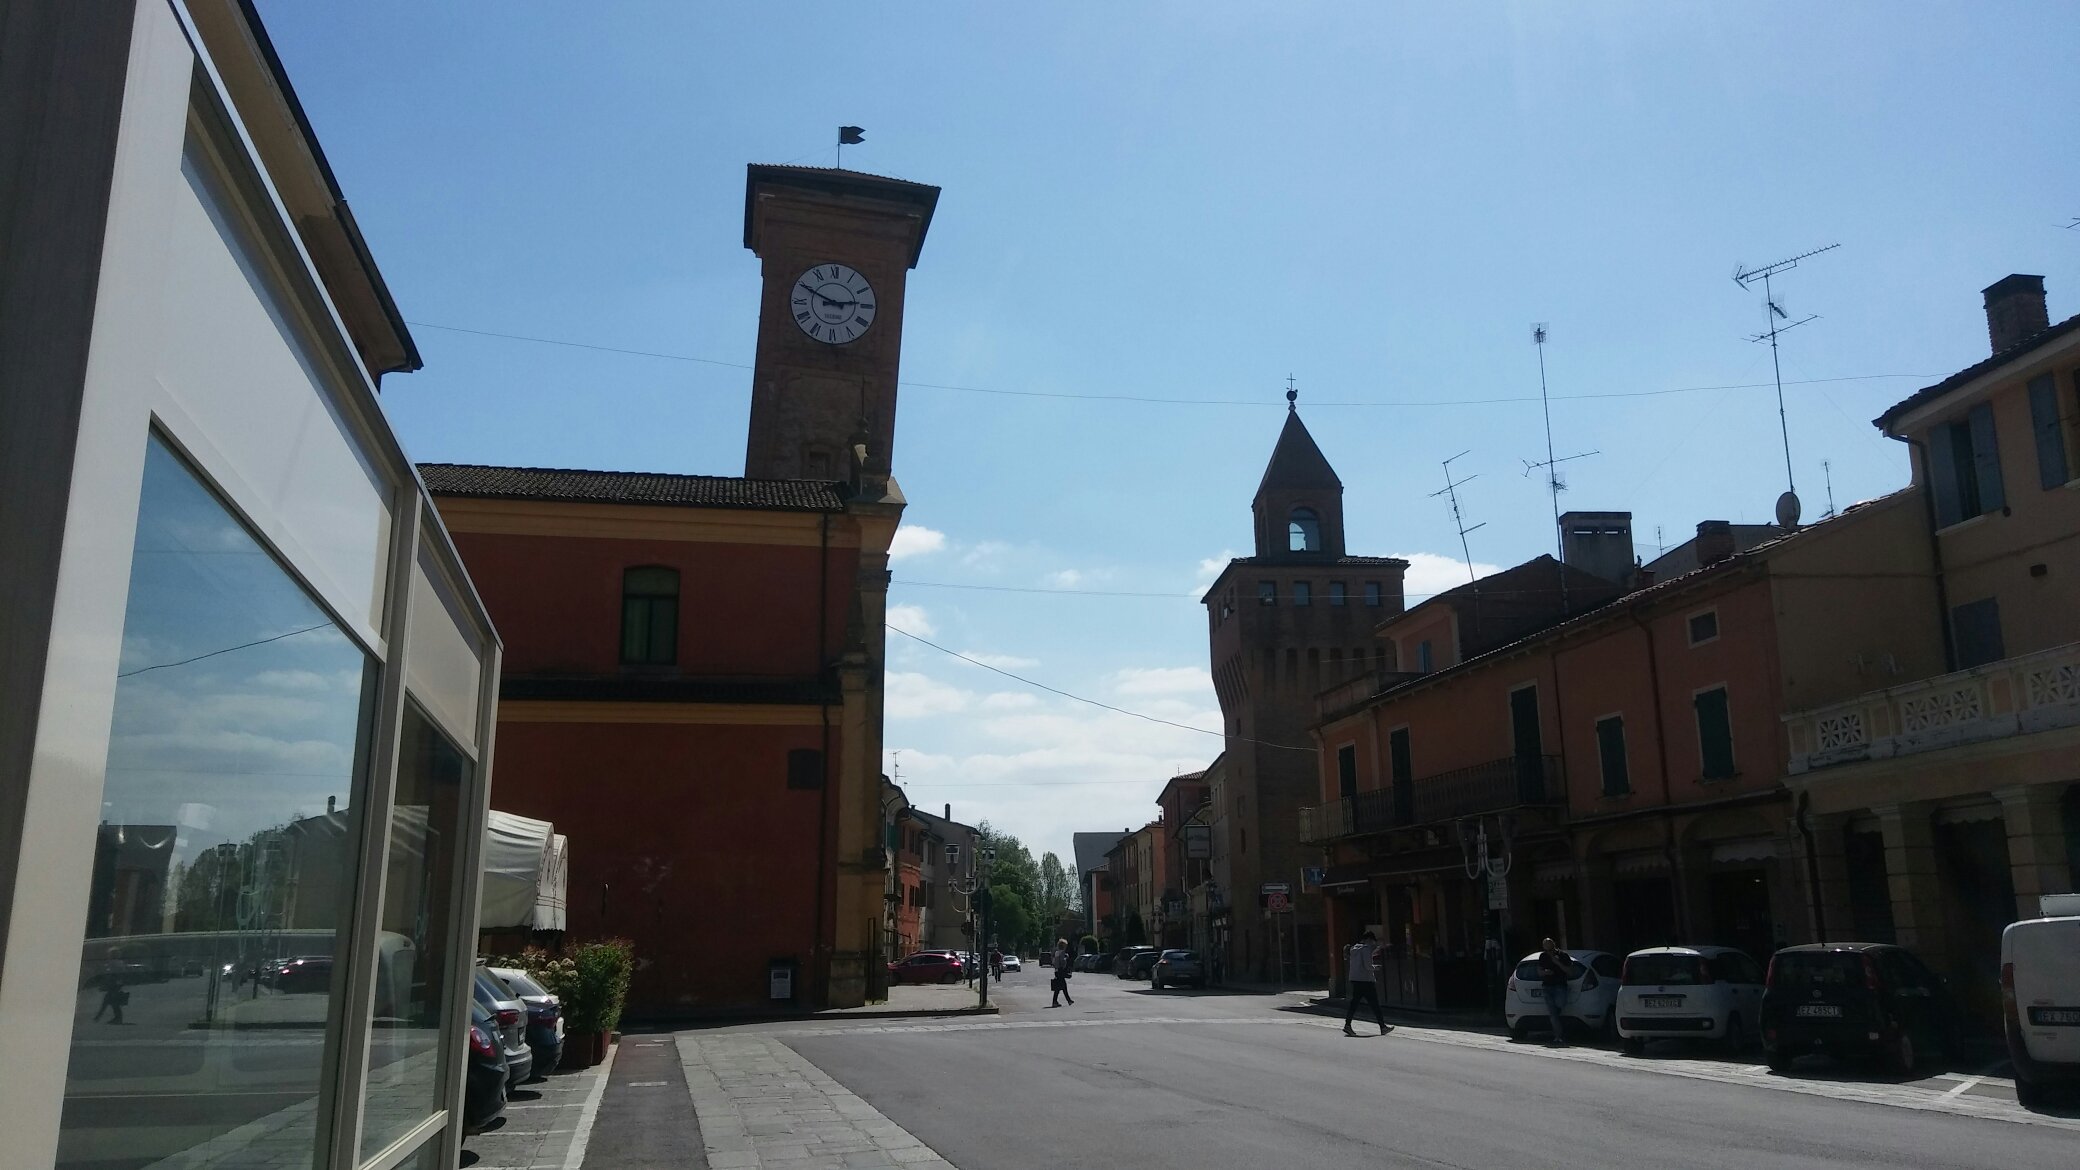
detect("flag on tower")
[838,125,864,145]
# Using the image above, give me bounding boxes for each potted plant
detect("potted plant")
[557,939,633,1066]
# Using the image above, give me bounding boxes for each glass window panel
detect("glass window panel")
[360,704,471,1159]
[61,435,375,1170]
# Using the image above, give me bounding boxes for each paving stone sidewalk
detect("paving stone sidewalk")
[677,1034,953,1170]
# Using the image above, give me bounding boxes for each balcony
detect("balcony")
[1315,670,1427,723]
[1298,754,1566,844]
[1785,640,2080,774]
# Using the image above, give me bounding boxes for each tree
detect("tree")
[986,881,1032,951]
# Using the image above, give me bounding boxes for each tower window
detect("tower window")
[620,565,680,665]
[1363,582,1382,607]
[1328,581,1346,606]
[1289,507,1322,552]
[1293,582,1312,607]
[1258,581,1277,605]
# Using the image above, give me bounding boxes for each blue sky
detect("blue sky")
[260,1,2080,867]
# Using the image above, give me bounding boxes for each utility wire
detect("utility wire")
[405,320,1929,409]
[886,625,1315,754]
[117,623,332,679]
[893,577,1632,604]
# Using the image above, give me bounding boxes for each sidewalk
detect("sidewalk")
[678,1033,953,1168]
[814,981,1000,1020]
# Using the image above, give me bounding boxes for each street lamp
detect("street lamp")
[951,842,997,1008]
[1458,813,1516,1010]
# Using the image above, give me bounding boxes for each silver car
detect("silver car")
[1152,949,1203,989]
[473,966,534,1087]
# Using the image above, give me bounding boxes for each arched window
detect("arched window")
[620,565,679,665]
[1289,507,1321,552]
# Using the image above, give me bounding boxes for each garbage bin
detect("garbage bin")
[768,957,797,1002]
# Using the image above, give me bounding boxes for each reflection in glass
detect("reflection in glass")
[360,704,470,1159]
[60,436,374,1170]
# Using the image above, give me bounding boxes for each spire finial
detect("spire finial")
[1285,374,1298,411]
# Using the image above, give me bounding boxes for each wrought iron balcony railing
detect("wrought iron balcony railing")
[1298,754,1565,844]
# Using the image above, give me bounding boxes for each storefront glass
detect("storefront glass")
[60,434,376,1169]
[359,704,471,1160]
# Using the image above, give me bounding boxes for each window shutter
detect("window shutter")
[1596,716,1630,797]
[1950,598,2005,668]
[1336,744,1358,802]
[1967,402,2005,513]
[2028,374,2070,489]
[1694,689,1735,779]
[1926,425,1962,528]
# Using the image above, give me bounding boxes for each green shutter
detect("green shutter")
[2029,374,2070,489]
[1596,716,1630,796]
[1694,689,1735,780]
[1968,402,2005,513]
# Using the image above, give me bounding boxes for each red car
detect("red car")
[888,951,964,985]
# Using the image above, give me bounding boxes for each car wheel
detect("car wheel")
[1767,1047,1797,1073]
[1721,1013,1746,1055]
[1507,1019,1530,1042]
[1152,976,1162,990]
[2015,1076,2050,1110]
[1621,1035,1646,1056]
[1891,1029,1917,1075]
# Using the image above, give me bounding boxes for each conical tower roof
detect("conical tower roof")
[1256,408,1342,495]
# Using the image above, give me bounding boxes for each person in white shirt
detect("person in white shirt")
[1343,931,1391,1036]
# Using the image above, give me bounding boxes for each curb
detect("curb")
[808,1004,1002,1022]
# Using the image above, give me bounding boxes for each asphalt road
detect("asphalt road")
[741,967,2079,1170]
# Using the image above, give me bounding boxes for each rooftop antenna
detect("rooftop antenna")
[891,749,902,786]
[1655,524,1666,554]
[1525,324,1598,612]
[1429,451,1487,640]
[1733,242,1839,529]
[1822,459,1838,520]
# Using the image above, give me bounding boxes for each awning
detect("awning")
[1612,850,1669,876]
[1708,837,1778,864]
[1531,861,1576,885]
[479,811,569,930]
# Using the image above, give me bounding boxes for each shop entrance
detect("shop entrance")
[1706,867,1774,959]
[1612,874,1676,954]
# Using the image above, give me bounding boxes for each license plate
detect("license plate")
[2028,1007,2080,1026]
[1796,1004,1843,1018]
[1642,996,1682,1008]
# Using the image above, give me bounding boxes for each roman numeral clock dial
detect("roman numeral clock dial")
[790,262,875,344]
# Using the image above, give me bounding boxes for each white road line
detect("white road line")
[1941,1076,1985,1099]
[625,1080,669,1087]
[560,1044,618,1170]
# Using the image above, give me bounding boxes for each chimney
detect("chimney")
[1696,520,1735,567]
[1983,274,2048,354]
[944,803,951,822]
[1559,511,1635,587]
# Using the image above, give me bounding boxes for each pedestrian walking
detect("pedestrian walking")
[1342,931,1390,1036]
[1537,936,1575,1045]
[989,946,1003,982]
[92,957,129,1024]
[1049,938,1075,1007]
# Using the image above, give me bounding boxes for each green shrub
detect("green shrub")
[485,939,632,1034]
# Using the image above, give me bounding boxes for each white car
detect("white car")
[1504,949,1621,1042]
[1001,953,1022,973]
[1615,945,1764,1053]
[2004,893,2080,1108]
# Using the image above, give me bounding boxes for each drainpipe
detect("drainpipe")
[1896,436,1956,673]
[1630,609,1688,940]
[1795,790,1827,943]
[812,511,832,1003]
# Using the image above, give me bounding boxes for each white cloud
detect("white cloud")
[1109,666,1215,697]
[961,541,1011,571]
[980,691,1040,711]
[1045,569,1083,588]
[885,604,935,637]
[889,524,947,560]
[1195,550,1238,581]
[884,671,971,719]
[960,651,1040,671]
[1393,551,1506,602]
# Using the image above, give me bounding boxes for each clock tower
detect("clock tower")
[742,165,940,482]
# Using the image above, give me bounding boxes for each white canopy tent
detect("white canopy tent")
[479,811,568,931]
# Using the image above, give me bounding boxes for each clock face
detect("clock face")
[791,262,876,344]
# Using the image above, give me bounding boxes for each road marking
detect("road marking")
[561,1044,617,1170]
[625,1080,669,1087]
[1941,1076,1985,1099]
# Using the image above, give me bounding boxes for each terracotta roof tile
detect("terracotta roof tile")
[420,463,847,512]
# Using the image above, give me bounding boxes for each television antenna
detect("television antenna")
[1733,243,1839,528]
[1429,451,1486,641]
[1821,459,1838,520]
[1525,323,1597,611]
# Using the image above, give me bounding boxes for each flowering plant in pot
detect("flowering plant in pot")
[487,940,631,1067]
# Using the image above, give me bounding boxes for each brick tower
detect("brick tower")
[742,166,940,482]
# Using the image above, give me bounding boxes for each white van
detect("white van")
[2002,893,2080,1108]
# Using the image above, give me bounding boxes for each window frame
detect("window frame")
[1928,402,2007,528]
[1692,684,1736,781]
[1594,712,1631,797]
[1258,580,1277,606]
[1363,582,1382,607]
[1293,581,1312,607]
[619,564,681,666]
[1289,507,1322,553]
[1328,581,1347,606]
[1686,607,1719,647]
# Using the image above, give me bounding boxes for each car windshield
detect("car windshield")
[1623,953,1706,985]
[1770,952,1864,991]
[1163,951,1198,962]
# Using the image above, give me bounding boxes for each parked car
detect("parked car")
[273,955,334,994]
[2003,894,2080,1108]
[1001,953,1022,973]
[1761,943,1960,1073]
[1615,946,1764,1053]
[1151,950,1203,989]
[1125,949,1165,979]
[888,951,963,984]
[1077,951,1111,973]
[1113,946,1160,977]
[473,967,535,1087]
[1503,949,1622,1042]
[490,966,565,1077]
[463,1000,509,1135]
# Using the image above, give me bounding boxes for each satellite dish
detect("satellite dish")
[1775,490,1803,529]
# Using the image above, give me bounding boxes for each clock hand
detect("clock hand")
[798,283,856,309]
